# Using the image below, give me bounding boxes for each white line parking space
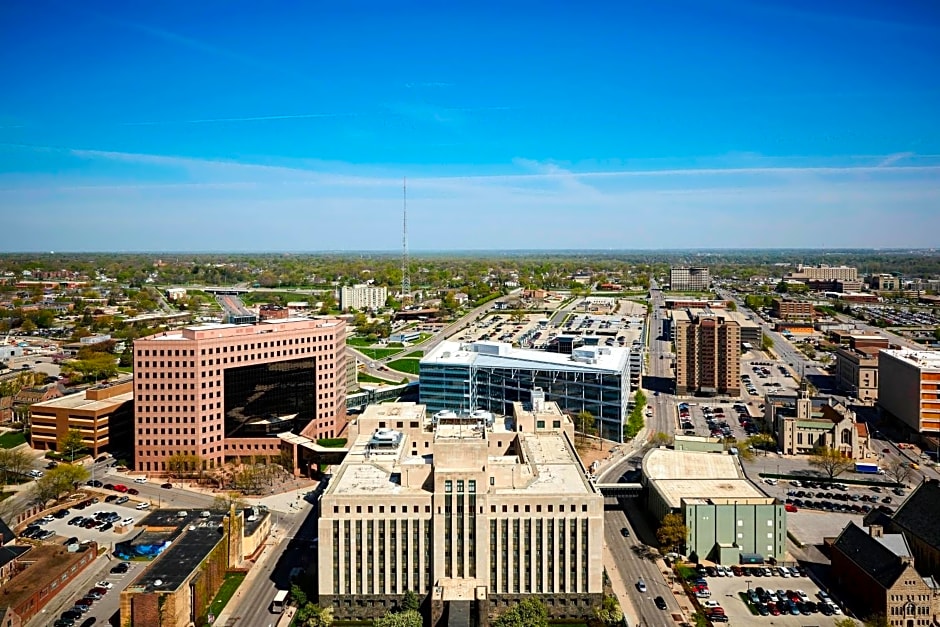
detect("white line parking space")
[690,568,846,626]
[27,500,144,547]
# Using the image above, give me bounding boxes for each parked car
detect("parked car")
[110,562,130,574]
[654,596,668,610]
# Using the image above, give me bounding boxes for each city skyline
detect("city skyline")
[1,1,939,251]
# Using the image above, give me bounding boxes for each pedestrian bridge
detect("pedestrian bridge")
[595,483,644,498]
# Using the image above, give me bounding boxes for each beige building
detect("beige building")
[870,274,901,291]
[642,448,786,563]
[787,264,859,281]
[132,317,346,475]
[340,284,388,311]
[879,349,940,435]
[317,394,604,622]
[835,345,882,403]
[669,266,710,291]
[30,378,134,457]
[673,309,741,396]
[764,384,872,459]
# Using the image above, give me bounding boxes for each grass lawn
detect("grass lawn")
[386,358,421,375]
[205,572,246,621]
[346,336,374,347]
[357,373,399,385]
[0,431,27,449]
[356,347,404,360]
[404,350,424,358]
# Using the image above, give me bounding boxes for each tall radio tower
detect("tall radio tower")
[401,177,410,303]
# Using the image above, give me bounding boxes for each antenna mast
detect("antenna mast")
[401,177,411,303]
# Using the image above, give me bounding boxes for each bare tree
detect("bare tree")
[884,458,913,486]
[808,447,854,480]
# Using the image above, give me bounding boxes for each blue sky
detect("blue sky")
[1,0,939,251]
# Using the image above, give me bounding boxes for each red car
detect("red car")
[113,484,128,493]
[785,503,798,513]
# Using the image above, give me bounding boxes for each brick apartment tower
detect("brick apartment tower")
[132,318,346,474]
[674,310,741,396]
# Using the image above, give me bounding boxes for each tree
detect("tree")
[592,595,623,625]
[726,300,737,311]
[0,448,31,483]
[576,410,596,446]
[651,431,673,447]
[656,512,688,554]
[290,583,308,608]
[401,590,420,613]
[58,428,86,462]
[374,610,422,627]
[808,446,854,480]
[863,614,889,627]
[884,458,913,486]
[761,332,775,351]
[212,491,247,511]
[30,463,89,506]
[295,604,333,627]
[166,453,202,479]
[492,598,549,627]
[834,618,859,627]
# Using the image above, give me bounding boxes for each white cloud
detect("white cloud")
[2,146,939,251]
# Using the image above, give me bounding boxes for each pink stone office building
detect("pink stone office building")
[133,317,347,475]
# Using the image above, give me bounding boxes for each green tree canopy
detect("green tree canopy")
[400,590,420,613]
[492,598,549,627]
[30,463,89,507]
[374,610,422,627]
[656,512,688,554]
[58,428,86,461]
[593,595,624,625]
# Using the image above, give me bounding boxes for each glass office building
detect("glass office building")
[420,341,631,441]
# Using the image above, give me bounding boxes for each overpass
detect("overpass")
[347,381,419,411]
[595,483,644,498]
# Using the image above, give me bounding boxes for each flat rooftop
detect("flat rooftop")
[329,413,593,498]
[144,317,342,341]
[643,448,742,481]
[422,340,629,373]
[128,525,226,593]
[881,348,940,371]
[643,449,773,509]
[31,391,133,412]
[661,479,770,508]
[1,544,97,610]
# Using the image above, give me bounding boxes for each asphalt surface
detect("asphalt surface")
[219,492,319,627]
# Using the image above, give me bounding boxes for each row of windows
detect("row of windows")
[332,518,432,595]
[334,504,432,515]
[137,435,221,448]
[136,335,336,359]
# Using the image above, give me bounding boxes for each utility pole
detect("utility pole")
[401,177,411,304]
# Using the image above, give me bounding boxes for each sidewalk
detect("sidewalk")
[602,541,640,626]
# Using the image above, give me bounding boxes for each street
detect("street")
[218,494,319,627]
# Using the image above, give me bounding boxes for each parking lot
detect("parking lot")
[692,567,846,626]
[752,473,905,543]
[742,359,798,399]
[675,401,759,442]
[29,499,147,547]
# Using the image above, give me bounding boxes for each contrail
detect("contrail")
[121,112,359,126]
